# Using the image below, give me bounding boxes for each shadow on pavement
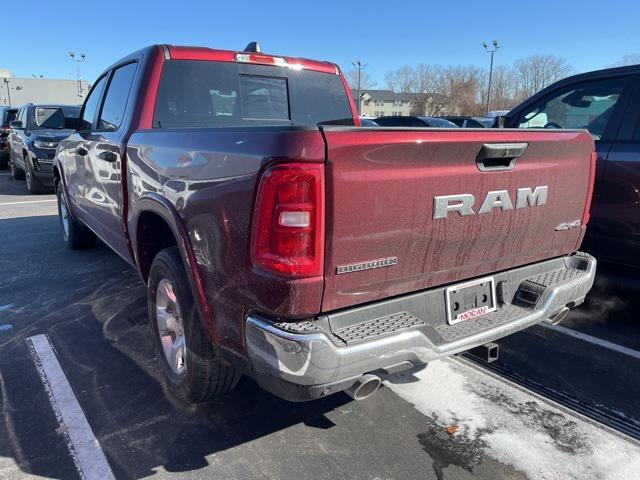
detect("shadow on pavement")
[0,214,356,479]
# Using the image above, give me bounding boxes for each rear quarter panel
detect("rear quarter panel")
[126,127,325,352]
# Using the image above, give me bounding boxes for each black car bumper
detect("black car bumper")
[31,157,55,185]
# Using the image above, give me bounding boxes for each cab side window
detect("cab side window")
[80,75,108,131]
[98,62,137,131]
[516,77,626,140]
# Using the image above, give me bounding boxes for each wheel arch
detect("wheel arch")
[133,194,218,344]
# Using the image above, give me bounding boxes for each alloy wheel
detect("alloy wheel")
[58,191,70,238]
[155,278,187,375]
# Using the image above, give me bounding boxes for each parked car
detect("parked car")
[501,64,640,268]
[8,104,80,193]
[55,44,596,404]
[375,116,459,128]
[359,117,378,126]
[0,106,18,169]
[442,116,492,128]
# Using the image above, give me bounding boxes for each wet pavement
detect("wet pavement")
[1,172,639,480]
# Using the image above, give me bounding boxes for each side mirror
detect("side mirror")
[492,116,508,128]
[9,120,23,129]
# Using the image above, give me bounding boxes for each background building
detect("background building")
[352,89,417,117]
[0,70,89,107]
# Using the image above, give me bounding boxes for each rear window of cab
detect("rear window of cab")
[153,60,354,128]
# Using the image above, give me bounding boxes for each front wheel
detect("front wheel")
[10,159,25,180]
[148,247,240,403]
[56,181,96,249]
[25,159,47,194]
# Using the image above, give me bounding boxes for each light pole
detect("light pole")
[69,51,86,96]
[483,40,500,116]
[352,60,367,115]
[3,78,11,106]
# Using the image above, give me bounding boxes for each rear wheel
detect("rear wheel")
[148,247,240,403]
[25,159,46,194]
[56,181,96,249]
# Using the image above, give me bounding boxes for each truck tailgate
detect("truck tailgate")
[321,127,595,312]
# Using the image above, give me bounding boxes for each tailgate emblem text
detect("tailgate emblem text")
[336,257,398,275]
[433,186,548,219]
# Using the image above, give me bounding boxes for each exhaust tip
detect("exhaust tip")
[345,374,381,401]
[547,307,570,325]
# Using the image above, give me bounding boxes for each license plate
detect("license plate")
[445,276,497,325]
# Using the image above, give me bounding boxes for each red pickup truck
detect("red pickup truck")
[54,44,597,402]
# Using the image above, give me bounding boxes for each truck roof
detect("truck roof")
[106,44,339,76]
[167,45,339,74]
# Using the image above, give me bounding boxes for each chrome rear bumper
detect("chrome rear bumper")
[245,252,596,400]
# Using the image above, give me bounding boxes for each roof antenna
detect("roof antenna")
[244,42,261,53]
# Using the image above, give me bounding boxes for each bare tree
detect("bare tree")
[488,65,519,111]
[442,66,485,115]
[514,55,572,100]
[385,66,414,92]
[411,64,448,116]
[382,57,557,116]
[345,69,377,91]
[610,54,640,67]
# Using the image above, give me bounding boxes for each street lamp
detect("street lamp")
[483,40,500,116]
[3,78,12,106]
[352,60,368,116]
[69,51,86,96]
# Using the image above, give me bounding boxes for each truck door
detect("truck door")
[509,74,634,259]
[69,75,108,226]
[594,75,640,267]
[10,107,27,170]
[77,62,138,260]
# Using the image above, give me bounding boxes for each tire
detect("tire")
[56,181,96,249]
[148,247,240,403]
[10,159,25,180]
[25,158,47,194]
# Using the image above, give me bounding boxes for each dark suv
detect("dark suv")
[0,106,18,169]
[501,64,640,268]
[375,116,458,128]
[8,104,80,193]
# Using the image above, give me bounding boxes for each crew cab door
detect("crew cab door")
[508,75,634,245]
[593,75,640,266]
[9,107,27,169]
[75,62,137,259]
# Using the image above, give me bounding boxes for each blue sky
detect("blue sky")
[3,0,639,85]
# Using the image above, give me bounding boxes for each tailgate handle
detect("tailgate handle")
[476,143,528,171]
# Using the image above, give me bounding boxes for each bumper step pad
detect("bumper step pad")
[434,304,529,343]
[330,264,589,347]
[333,312,425,345]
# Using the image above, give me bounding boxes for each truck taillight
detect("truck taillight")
[250,163,324,278]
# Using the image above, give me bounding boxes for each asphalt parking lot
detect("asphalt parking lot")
[1,172,639,480]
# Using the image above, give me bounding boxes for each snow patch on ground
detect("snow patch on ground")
[385,358,640,480]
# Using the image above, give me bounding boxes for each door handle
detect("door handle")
[476,143,528,171]
[97,151,118,162]
[77,146,89,156]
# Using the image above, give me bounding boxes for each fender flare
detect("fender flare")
[132,193,218,344]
